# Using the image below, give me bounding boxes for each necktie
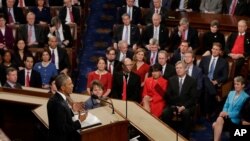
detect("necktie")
[154,27,158,40]
[69,8,74,22]
[108,62,112,73]
[19,0,24,7]
[8,8,14,24]
[229,0,237,15]
[181,30,186,40]
[124,26,129,43]
[51,49,55,64]
[179,78,183,95]
[155,9,158,14]
[208,59,216,80]
[184,0,188,9]
[56,30,61,45]
[26,71,30,87]
[122,75,127,100]
[150,52,156,65]
[28,26,32,44]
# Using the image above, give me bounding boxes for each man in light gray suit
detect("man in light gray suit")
[199,0,223,14]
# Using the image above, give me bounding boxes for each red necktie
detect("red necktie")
[122,76,127,100]
[19,0,24,7]
[8,8,14,24]
[182,30,186,40]
[229,0,237,15]
[26,71,30,87]
[108,62,112,73]
[28,26,32,44]
[69,8,74,22]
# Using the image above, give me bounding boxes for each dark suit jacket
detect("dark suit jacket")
[17,69,42,88]
[2,0,36,7]
[115,50,134,61]
[171,26,199,51]
[17,24,45,47]
[47,93,81,141]
[0,26,14,49]
[144,7,168,25]
[2,7,25,24]
[113,24,140,46]
[142,24,169,50]
[3,82,22,89]
[117,6,142,25]
[170,48,182,65]
[191,65,203,91]
[51,25,73,47]
[111,71,141,103]
[56,47,71,72]
[171,0,200,12]
[222,0,248,16]
[121,0,150,8]
[146,51,159,65]
[164,75,197,109]
[106,60,123,73]
[59,6,81,25]
[199,56,228,84]
[225,32,250,57]
[48,0,64,6]
[162,63,176,80]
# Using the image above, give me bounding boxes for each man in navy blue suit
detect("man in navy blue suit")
[199,42,228,119]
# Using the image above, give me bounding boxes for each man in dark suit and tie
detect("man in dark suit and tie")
[142,13,169,50]
[105,47,122,74]
[2,0,25,24]
[59,0,80,25]
[3,67,22,89]
[157,50,176,80]
[47,73,87,141]
[225,19,250,76]
[171,18,199,52]
[117,0,142,25]
[146,38,159,66]
[199,42,228,119]
[170,40,190,65]
[115,40,134,62]
[222,0,248,16]
[18,12,45,48]
[0,15,14,50]
[17,55,42,88]
[113,13,140,50]
[48,16,73,48]
[144,0,168,25]
[162,61,197,139]
[47,36,71,74]
[111,58,141,103]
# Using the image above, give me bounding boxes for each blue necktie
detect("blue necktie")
[208,59,215,80]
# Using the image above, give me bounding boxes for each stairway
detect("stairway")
[75,0,119,92]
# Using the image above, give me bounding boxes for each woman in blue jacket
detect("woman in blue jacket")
[213,76,249,141]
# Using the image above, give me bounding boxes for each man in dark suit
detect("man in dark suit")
[18,12,45,48]
[171,0,200,12]
[1,0,25,24]
[117,0,142,25]
[142,13,169,50]
[170,40,190,65]
[199,42,228,119]
[162,61,197,139]
[146,38,159,66]
[157,50,176,80]
[171,17,199,52]
[47,36,71,74]
[111,58,141,103]
[144,0,168,25]
[17,55,42,88]
[0,15,14,50]
[115,40,134,62]
[184,50,202,95]
[59,0,81,25]
[225,19,250,76]
[47,73,87,141]
[222,0,248,16]
[113,13,140,50]
[3,67,22,89]
[48,16,73,48]
[105,47,122,74]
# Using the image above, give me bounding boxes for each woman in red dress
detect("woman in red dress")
[132,48,150,87]
[86,57,112,97]
[142,64,168,117]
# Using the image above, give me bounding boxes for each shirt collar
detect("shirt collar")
[57,91,67,101]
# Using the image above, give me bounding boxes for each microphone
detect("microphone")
[91,94,115,114]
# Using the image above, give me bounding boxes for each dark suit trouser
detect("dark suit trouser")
[234,58,245,76]
[162,107,192,138]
